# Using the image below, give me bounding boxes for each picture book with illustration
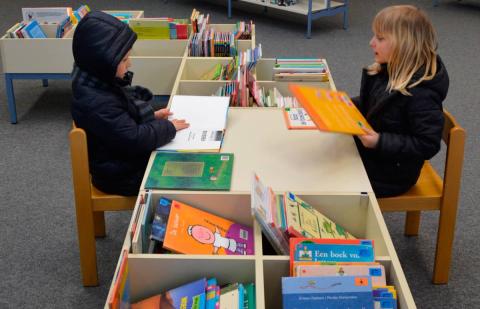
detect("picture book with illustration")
[163,200,254,255]
[145,151,234,191]
[289,84,372,135]
[290,238,375,274]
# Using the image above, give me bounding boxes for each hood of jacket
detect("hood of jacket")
[72,11,137,84]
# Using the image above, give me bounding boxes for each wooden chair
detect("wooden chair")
[69,125,136,286]
[378,109,466,284]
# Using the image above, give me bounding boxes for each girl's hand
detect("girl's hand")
[171,119,189,131]
[357,127,380,148]
[154,108,173,120]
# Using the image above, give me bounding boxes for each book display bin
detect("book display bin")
[106,191,416,308]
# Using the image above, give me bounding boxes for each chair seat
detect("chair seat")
[378,162,443,211]
[91,184,137,211]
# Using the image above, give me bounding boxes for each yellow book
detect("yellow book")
[128,19,170,39]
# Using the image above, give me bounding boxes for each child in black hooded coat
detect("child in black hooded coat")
[71,11,188,196]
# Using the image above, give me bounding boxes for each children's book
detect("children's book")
[206,278,218,309]
[289,84,372,135]
[163,200,254,255]
[145,151,234,191]
[150,197,172,242]
[108,249,129,309]
[21,20,47,38]
[251,173,289,255]
[373,286,398,309]
[284,192,356,240]
[220,283,243,309]
[290,238,375,274]
[282,276,374,309]
[131,278,207,309]
[158,95,230,152]
[22,7,72,23]
[296,264,387,286]
[244,283,255,309]
[283,107,316,130]
[128,19,170,39]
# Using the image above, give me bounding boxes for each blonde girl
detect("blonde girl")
[353,5,449,197]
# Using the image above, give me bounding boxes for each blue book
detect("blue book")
[292,240,375,264]
[150,197,172,242]
[23,20,47,38]
[205,278,217,309]
[282,276,373,309]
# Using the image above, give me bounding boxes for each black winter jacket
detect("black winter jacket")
[71,11,176,195]
[353,57,449,197]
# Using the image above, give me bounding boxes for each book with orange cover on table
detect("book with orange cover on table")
[289,84,372,135]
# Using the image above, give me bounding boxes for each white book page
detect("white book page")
[158,95,230,151]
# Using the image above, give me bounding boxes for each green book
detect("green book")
[145,152,234,190]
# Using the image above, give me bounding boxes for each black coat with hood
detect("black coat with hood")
[71,11,176,196]
[353,56,449,197]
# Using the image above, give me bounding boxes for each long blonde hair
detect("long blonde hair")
[368,5,438,95]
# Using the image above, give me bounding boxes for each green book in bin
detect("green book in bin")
[145,152,234,190]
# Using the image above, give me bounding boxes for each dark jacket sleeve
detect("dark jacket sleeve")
[85,95,176,157]
[376,92,444,160]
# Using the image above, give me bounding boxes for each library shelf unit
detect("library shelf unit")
[105,107,416,308]
[222,0,349,38]
[0,10,195,124]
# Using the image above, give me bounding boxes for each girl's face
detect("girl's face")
[116,50,131,79]
[369,32,393,64]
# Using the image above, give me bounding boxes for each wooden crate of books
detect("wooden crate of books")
[105,108,416,308]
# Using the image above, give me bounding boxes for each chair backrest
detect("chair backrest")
[70,124,93,207]
[441,110,466,204]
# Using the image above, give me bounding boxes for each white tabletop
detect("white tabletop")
[143,108,372,194]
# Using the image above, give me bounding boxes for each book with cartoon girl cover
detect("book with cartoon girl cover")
[163,200,254,255]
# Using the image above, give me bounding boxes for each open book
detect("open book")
[289,84,372,135]
[158,95,230,152]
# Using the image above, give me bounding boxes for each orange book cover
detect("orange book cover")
[163,200,254,255]
[289,84,372,135]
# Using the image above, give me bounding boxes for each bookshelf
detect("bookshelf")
[222,0,349,38]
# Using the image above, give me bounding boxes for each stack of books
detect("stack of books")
[200,58,237,80]
[252,174,356,255]
[129,277,255,309]
[274,58,329,82]
[234,21,254,40]
[213,81,239,106]
[283,238,398,309]
[5,5,90,39]
[128,18,188,40]
[250,84,299,108]
[131,192,254,256]
[189,9,254,57]
[5,20,47,39]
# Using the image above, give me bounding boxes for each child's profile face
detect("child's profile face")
[116,50,132,79]
[369,31,393,64]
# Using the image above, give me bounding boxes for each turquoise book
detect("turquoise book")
[145,152,234,191]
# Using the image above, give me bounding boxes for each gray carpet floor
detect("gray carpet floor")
[0,0,479,308]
